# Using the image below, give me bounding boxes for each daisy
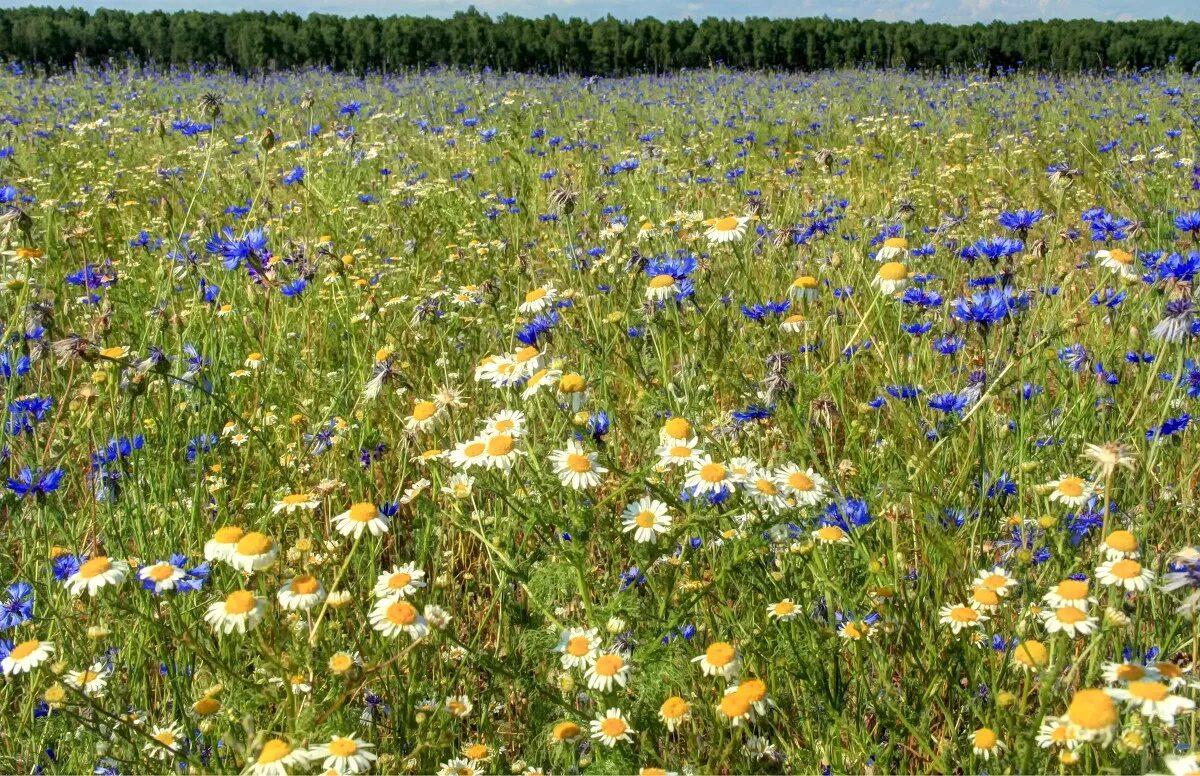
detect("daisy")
[227,532,279,572]
[1036,715,1077,750]
[1152,661,1194,690]
[876,236,909,260]
[1102,661,1153,684]
[717,691,754,726]
[1011,639,1049,671]
[66,556,129,597]
[66,662,109,696]
[328,651,362,675]
[483,409,526,438]
[374,563,427,601]
[1096,558,1154,591]
[1043,578,1092,609]
[872,261,909,294]
[205,590,268,634]
[277,575,326,611]
[550,721,582,743]
[1,638,53,675]
[549,440,607,490]
[1166,755,1200,775]
[645,273,678,301]
[970,586,1003,612]
[332,502,390,538]
[405,399,443,432]
[939,603,988,635]
[192,696,222,717]
[138,560,187,593]
[309,735,377,774]
[730,678,773,716]
[655,437,703,469]
[555,627,600,669]
[660,416,692,442]
[585,652,631,692]
[692,641,741,679]
[589,708,634,746]
[779,313,807,333]
[970,727,1005,760]
[462,742,490,762]
[144,723,184,760]
[973,567,1019,597]
[519,286,557,314]
[746,473,789,512]
[658,696,691,732]
[1082,442,1137,480]
[248,739,309,776]
[424,604,452,630]
[521,367,561,399]
[481,433,521,471]
[370,599,429,639]
[1108,681,1196,724]
[1046,474,1094,507]
[705,215,749,243]
[621,498,672,543]
[438,758,481,776]
[449,437,490,470]
[1040,605,1098,637]
[443,695,473,718]
[400,478,431,505]
[813,524,850,544]
[774,464,827,506]
[272,492,320,514]
[1100,529,1139,560]
[685,455,736,496]
[442,474,475,499]
[767,599,799,622]
[1096,247,1139,279]
[791,275,820,301]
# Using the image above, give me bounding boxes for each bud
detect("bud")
[260,127,276,152]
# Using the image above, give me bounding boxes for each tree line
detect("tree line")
[0,6,1198,74]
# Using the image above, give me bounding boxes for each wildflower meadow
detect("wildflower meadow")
[2,63,1200,775]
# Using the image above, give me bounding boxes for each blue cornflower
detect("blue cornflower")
[932,335,965,356]
[1174,211,1200,236]
[820,498,872,531]
[186,434,218,463]
[1148,413,1191,441]
[1087,212,1134,243]
[0,582,33,629]
[899,288,942,308]
[282,165,304,186]
[997,208,1044,237]
[886,384,922,401]
[928,392,969,415]
[951,287,1029,329]
[1058,344,1090,373]
[587,411,610,441]
[280,278,307,298]
[0,350,31,381]
[731,404,774,423]
[901,321,934,336]
[963,236,1024,263]
[6,395,53,436]
[6,467,64,499]
[1179,360,1200,398]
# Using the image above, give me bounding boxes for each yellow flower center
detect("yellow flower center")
[663,417,690,439]
[213,525,245,543]
[412,401,437,421]
[706,642,735,667]
[78,556,112,579]
[257,740,292,764]
[386,601,418,625]
[1155,662,1185,680]
[153,732,177,747]
[559,373,586,393]
[949,606,978,623]
[635,511,658,529]
[669,445,693,459]
[235,532,273,556]
[787,471,814,491]
[553,721,581,740]
[660,696,689,719]
[566,636,592,657]
[972,588,1000,606]
[698,463,727,483]
[981,574,1008,590]
[487,435,514,456]
[464,744,489,760]
[291,575,319,595]
[773,601,796,616]
[1109,559,1141,579]
[973,728,997,750]
[282,493,312,505]
[566,453,593,473]
[754,478,779,495]
[224,590,257,615]
[884,237,908,249]
[8,639,41,661]
[463,441,486,458]
[389,572,413,589]
[1055,606,1086,624]
[146,564,176,582]
[737,679,767,703]
[327,737,358,757]
[193,697,220,716]
[593,654,624,677]
[720,693,752,718]
[1127,680,1169,701]
[1114,664,1146,681]
[648,274,675,289]
[599,717,628,736]
[1108,248,1133,264]
[877,261,907,281]
[842,622,867,640]
[524,288,547,303]
[816,526,846,542]
[1055,579,1088,600]
[329,654,354,673]
[1105,530,1137,552]
[1014,640,1047,667]
[793,275,818,289]
[1056,477,1085,498]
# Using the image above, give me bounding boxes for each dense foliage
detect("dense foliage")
[2,63,1200,775]
[0,7,1199,73]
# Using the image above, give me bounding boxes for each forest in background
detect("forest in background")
[0,6,1198,73]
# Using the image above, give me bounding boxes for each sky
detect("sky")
[0,0,1195,23]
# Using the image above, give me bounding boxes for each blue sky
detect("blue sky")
[0,0,1194,23]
